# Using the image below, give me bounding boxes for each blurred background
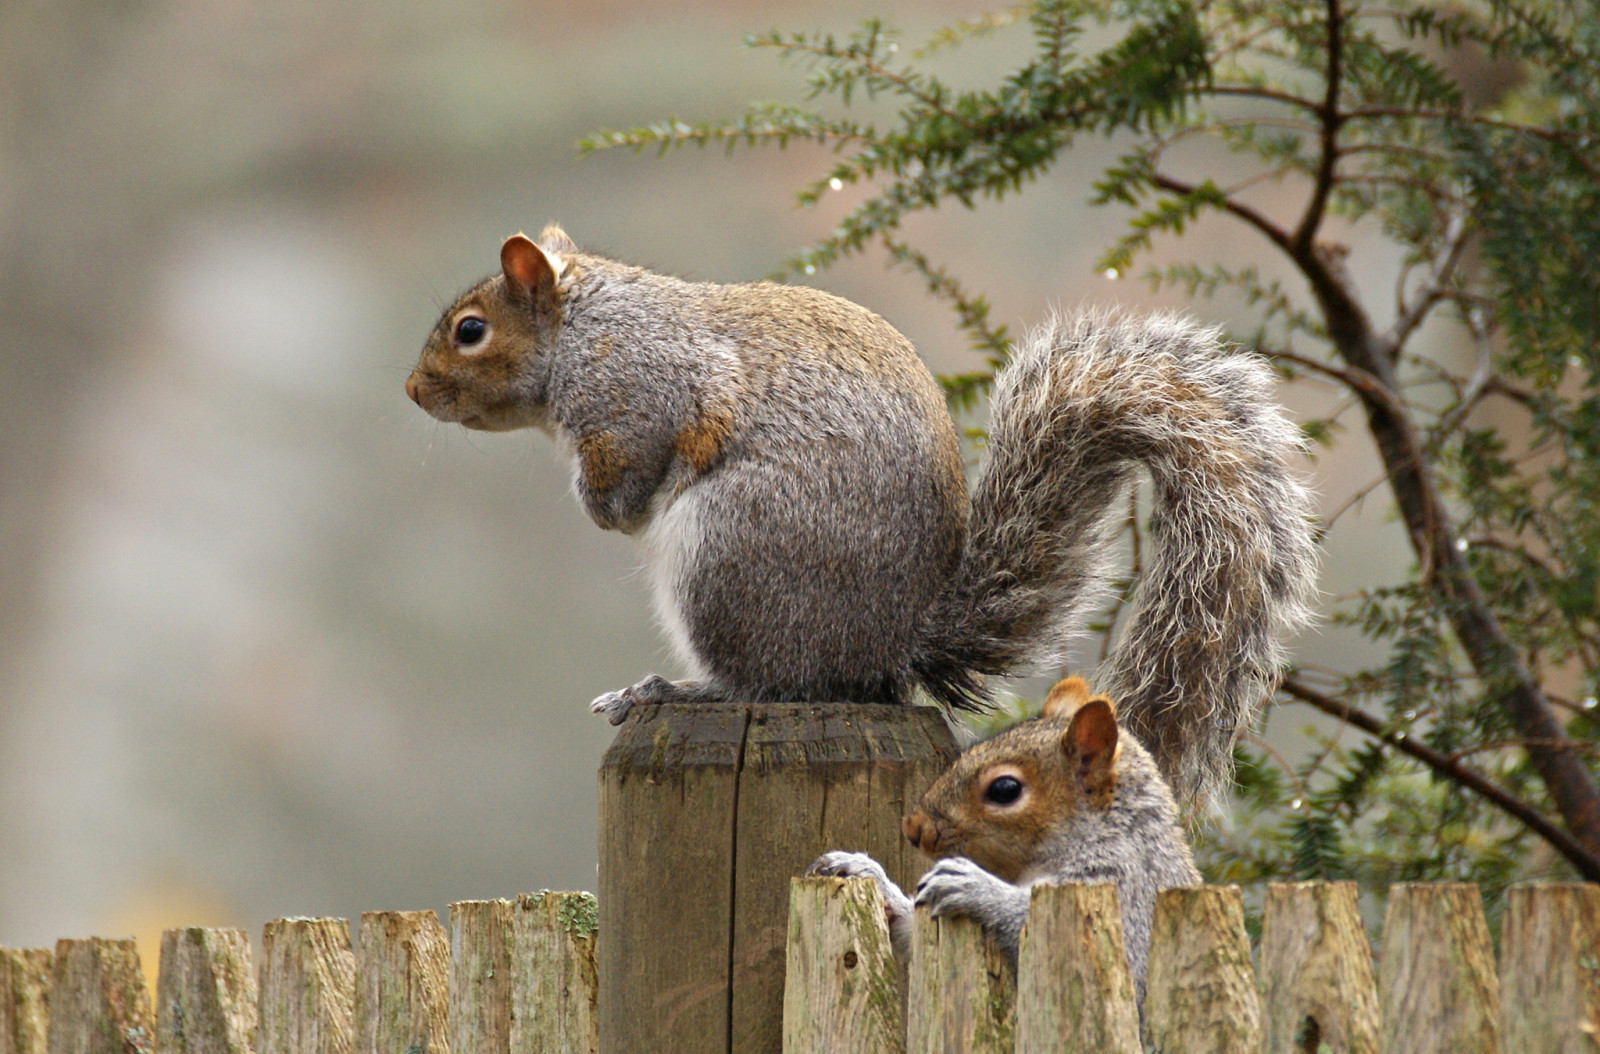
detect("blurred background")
[0,0,1410,956]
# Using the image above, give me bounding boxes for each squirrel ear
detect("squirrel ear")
[1042,676,1092,719]
[501,233,562,300]
[538,223,579,255]
[1061,698,1119,798]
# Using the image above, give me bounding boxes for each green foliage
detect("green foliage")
[588,0,1600,899]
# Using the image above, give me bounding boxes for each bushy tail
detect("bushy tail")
[912,310,1318,806]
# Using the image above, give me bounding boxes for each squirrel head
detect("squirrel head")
[902,676,1122,883]
[405,225,575,431]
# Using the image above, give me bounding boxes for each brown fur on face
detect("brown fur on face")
[902,676,1122,883]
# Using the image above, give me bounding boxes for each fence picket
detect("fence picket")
[508,892,598,1054]
[907,908,1013,1054]
[355,912,449,1054]
[155,928,256,1054]
[1260,882,1379,1054]
[1,948,52,1054]
[1013,883,1140,1054]
[46,939,154,1054]
[259,919,355,1054]
[1378,883,1499,1054]
[1142,886,1260,1053]
[447,901,511,1054]
[1498,882,1600,1053]
[781,877,902,1054]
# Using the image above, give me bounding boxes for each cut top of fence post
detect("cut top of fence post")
[783,876,904,1054]
[1014,883,1140,1054]
[1498,882,1600,1054]
[1378,883,1499,1054]
[1142,885,1261,1054]
[2,948,54,1054]
[156,928,257,1054]
[46,939,153,1054]
[259,919,355,1054]
[1260,882,1379,1054]
[355,911,450,1054]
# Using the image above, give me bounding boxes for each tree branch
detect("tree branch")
[1281,678,1600,881]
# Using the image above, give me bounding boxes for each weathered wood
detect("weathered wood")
[782,877,903,1054]
[355,912,449,1054]
[598,702,958,1054]
[906,907,1012,1054]
[1,948,52,1054]
[447,901,511,1054]
[46,939,154,1054]
[258,919,355,1054]
[1378,883,1499,1054]
[508,892,598,1054]
[1143,885,1261,1054]
[155,928,256,1054]
[1259,882,1379,1054]
[1014,883,1140,1054]
[1498,882,1600,1053]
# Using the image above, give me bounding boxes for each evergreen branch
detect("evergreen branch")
[1281,677,1600,881]
[1293,0,1345,254]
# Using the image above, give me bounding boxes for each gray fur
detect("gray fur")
[915,310,1318,804]
[810,732,1199,1004]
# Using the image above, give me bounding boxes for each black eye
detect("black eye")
[984,775,1023,805]
[454,316,487,346]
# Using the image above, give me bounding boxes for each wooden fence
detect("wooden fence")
[3,882,1597,1054]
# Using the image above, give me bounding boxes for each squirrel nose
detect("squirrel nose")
[404,374,420,404]
[903,812,939,855]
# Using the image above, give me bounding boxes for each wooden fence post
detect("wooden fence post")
[155,928,256,1054]
[355,911,450,1054]
[1498,882,1600,1053]
[46,939,153,1054]
[1013,883,1140,1054]
[1259,882,1379,1054]
[1,948,52,1054]
[1143,885,1261,1054]
[448,901,511,1054]
[598,702,957,1054]
[782,877,903,1054]
[259,919,355,1054]
[1378,883,1499,1054]
[906,908,1012,1054]
[508,892,599,1054]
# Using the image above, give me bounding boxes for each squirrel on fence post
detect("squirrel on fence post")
[407,226,1317,811]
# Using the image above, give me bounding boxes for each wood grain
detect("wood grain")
[355,911,449,1054]
[155,928,256,1054]
[1497,882,1600,1054]
[1,948,52,1054]
[1378,883,1498,1054]
[906,908,1013,1054]
[1143,885,1261,1054]
[509,892,598,1054]
[1259,882,1379,1054]
[46,939,154,1054]
[1014,883,1140,1054]
[258,919,355,1054]
[782,877,903,1054]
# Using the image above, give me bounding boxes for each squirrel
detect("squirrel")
[808,675,1201,1004]
[406,225,1317,807]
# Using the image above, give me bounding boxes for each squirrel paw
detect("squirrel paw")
[806,851,914,958]
[589,687,639,725]
[913,857,1029,955]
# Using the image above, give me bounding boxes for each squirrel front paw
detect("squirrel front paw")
[913,857,1029,959]
[589,687,639,725]
[805,851,913,959]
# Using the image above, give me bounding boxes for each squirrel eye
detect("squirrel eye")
[984,775,1023,805]
[454,316,488,346]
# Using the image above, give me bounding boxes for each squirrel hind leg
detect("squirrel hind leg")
[589,674,727,725]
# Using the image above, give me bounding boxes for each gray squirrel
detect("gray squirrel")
[809,675,1202,1003]
[406,225,1317,808]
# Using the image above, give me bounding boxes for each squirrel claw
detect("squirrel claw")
[589,687,638,725]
